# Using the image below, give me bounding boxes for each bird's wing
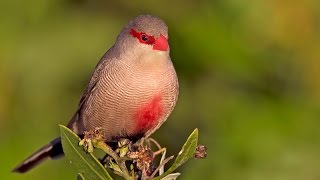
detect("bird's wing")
[67,53,109,131]
[79,45,119,108]
[78,57,107,109]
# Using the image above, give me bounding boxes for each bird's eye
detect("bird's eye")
[130,29,155,45]
[141,34,149,42]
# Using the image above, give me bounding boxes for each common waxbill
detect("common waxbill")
[13,15,179,173]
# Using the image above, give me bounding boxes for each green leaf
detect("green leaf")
[154,128,199,180]
[59,125,113,180]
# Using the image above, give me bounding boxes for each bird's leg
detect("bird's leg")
[146,137,162,150]
[153,148,166,156]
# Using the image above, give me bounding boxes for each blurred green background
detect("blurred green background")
[1,0,320,179]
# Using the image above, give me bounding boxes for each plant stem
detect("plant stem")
[96,141,133,180]
[148,156,174,179]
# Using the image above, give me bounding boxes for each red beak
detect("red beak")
[153,34,168,51]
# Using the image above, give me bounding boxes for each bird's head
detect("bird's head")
[116,15,169,53]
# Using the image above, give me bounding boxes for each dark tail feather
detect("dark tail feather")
[13,137,64,173]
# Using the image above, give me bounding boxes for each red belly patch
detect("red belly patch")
[134,95,163,132]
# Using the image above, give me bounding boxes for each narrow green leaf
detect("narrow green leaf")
[59,125,113,180]
[154,128,199,180]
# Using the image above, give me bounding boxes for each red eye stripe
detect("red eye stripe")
[130,29,155,45]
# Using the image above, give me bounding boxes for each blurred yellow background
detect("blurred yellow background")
[1,0,320,179]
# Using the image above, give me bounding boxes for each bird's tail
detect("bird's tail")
[12,137,64,173]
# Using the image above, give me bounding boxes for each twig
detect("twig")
[159,149,167,175]
[95,141,132,179]
[147,138,167,175]
[148,155,174,179]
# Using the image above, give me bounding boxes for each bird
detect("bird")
[13,14,179,173]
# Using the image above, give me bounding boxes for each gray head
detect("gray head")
[115,15,169,52]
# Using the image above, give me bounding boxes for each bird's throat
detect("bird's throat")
[134,95,163,132]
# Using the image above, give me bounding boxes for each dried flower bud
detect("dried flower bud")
[194,145,207,159]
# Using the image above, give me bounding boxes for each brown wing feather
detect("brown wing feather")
[67,53,109,133]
